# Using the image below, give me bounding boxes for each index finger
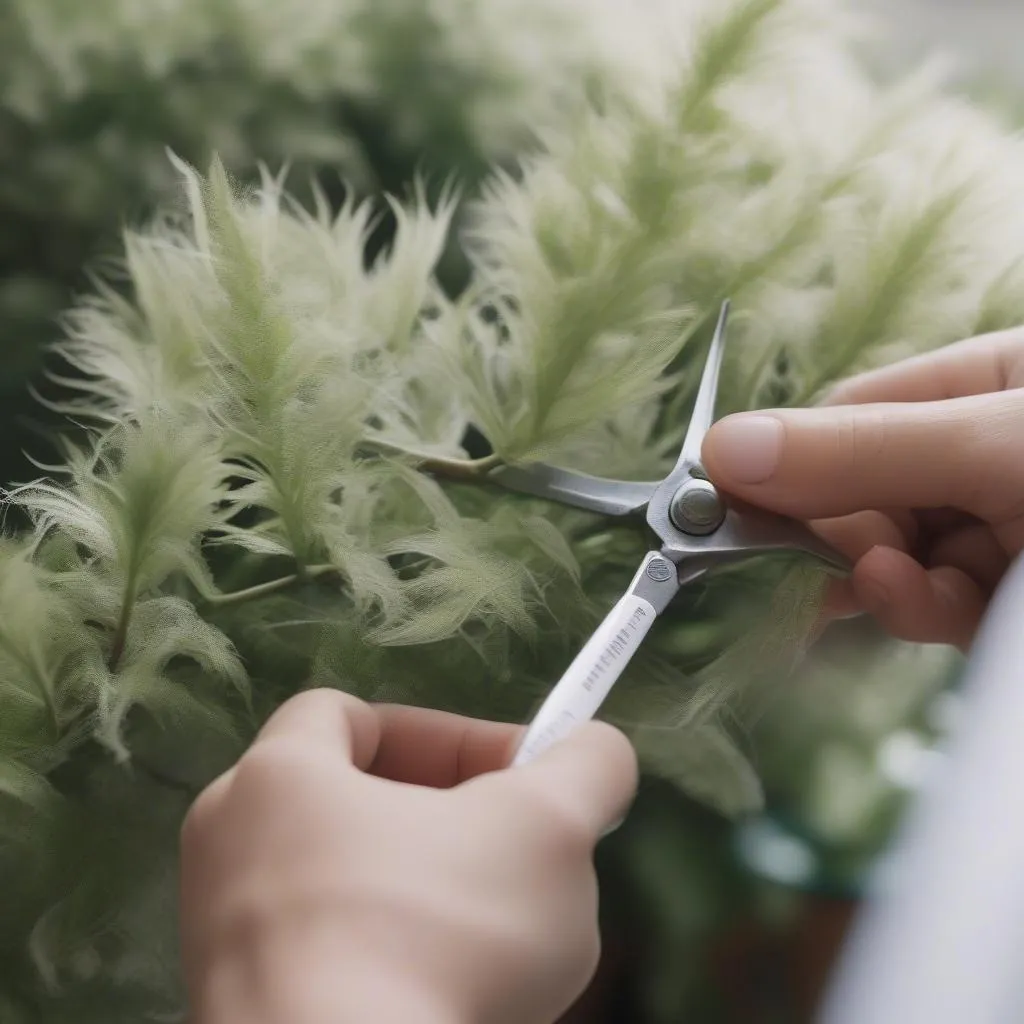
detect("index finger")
[254,688,381,769]
[256,691,523,787]
[823,328,1020,407]
[368,705,524,788]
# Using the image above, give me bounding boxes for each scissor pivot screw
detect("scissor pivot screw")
[646,558,674,583]
[669,478,725,536]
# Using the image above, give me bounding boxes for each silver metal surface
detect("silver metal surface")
[487,298,850,578]
[643,300,851,575]
[492,298,852,766]
[630,552,686,612]
[675,298,730,472]
[669,478,726,536]
[486,463,657,517]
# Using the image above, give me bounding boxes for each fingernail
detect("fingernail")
[707,415,783,484]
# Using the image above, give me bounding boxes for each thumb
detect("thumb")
[511,721,639,840]
[701,393,1021,522]
[254,688,381,771]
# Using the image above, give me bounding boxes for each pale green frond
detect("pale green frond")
[375,531,535,644]
[973,257,1024,336]
[793,180,978,401]
[85,596,247,761]
[633,721,764,819]
[217,389,370,565]
[367,579,508,648]
[12,4,1024,1018]
[549,396,676,480]
[515,516,582,583]
[14,411,227,595]
[10,480,118,564]
[206,525,294,559]
[373,504,585,646]
[0,757,62,816]
[186,156,298,395]
[685,560,831,726]
[365,350,472,458]
[95,666,241,764]
[323,531,405,622]
[0,545,94,730]
[370,459,463,531]
[366,179,461,355]
[453,0,861,460]
[120,597,247,694]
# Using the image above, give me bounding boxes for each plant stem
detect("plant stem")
[358,437,503,480]
[202,443,503,613]
[420,452,503,480]
[0,632,62,732]
[203,564,337,608]
[107,568,139,673]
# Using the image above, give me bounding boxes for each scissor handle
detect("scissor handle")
[512,552,679,765]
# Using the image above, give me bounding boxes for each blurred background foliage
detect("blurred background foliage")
[0,0,1020,1020]
[0,0,615,484]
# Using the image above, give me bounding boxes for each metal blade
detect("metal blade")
[487,463,657,517]
[658,501,852,576]
[675,299,731,473]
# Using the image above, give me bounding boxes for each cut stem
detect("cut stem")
[358,437,503,481]
[203,564,338,608]
[420,452,503,480]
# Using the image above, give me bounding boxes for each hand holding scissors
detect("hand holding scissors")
[486,301,851,765]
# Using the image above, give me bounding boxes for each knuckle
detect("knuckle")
[839,407,888,466]
[530,791,597,852]
[234,737,318,792]
[956,421,993,508]
[283,686,363,717]
[958,394,1024,520]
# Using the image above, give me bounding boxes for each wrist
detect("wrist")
[188,914,468,1024]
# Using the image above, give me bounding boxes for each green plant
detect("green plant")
[4,0,1024,1019]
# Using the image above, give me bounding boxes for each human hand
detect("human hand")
[702,327,1024,651]
[179,690,637,1024]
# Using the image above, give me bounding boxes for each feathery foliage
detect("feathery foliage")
[3,0,1024,1018]
[0,0,627,501]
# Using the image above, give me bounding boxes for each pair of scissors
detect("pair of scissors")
[485,300,851,766]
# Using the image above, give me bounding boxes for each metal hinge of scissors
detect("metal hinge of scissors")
[485,300,852,766]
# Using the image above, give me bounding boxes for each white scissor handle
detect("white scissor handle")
[512,553,679,766]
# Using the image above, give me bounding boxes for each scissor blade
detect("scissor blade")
[487,463,657,517]
[512,552,682,765]
[659,501,853,577]
[675,299,731,472]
